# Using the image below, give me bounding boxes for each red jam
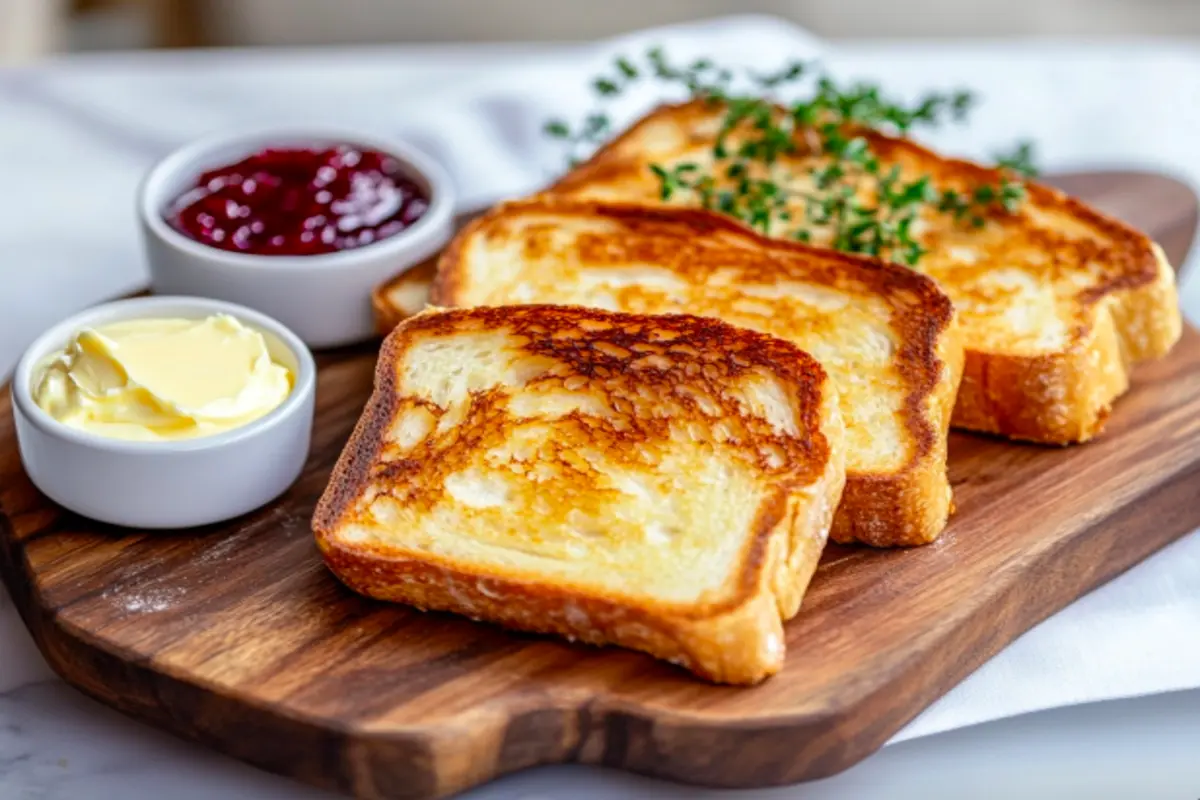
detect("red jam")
[167,145,429,256]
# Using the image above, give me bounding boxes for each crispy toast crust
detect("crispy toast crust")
[432,199,962,546]
[372,258,437,334]
[950,245,1178,443]
[548,100,1182,444]
[314,305,845,684]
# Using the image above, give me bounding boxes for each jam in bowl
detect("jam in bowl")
[138,128,455,349]
[167,146,430,257]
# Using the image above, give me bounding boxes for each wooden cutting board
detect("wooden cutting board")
[2,171,1198,800]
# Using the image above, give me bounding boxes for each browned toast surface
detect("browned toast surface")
[313,305,846,683]
[548,100,1182,443]
[372,259,437,334]
[432,198,963,546]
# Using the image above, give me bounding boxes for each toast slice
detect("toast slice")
[313,305,846,684]
[372,259,437,334]
[431,198,962,547]
[548,100,1182,444]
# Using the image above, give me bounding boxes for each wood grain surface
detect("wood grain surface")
[2,171,1198,800]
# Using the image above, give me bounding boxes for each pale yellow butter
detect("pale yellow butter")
[32,314,293,441]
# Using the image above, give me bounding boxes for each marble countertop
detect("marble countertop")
[3,33,1200,799]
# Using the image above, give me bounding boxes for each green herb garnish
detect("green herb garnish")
[994,140,1039,177]
[543,112,612,166]
[545,48,1038,267]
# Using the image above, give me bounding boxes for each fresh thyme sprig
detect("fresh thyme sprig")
[994,140,1039,177]
[937,180,1028,229]
[623,48,966,264]
[545,48,1038,266]
[544,113,612,166]
[544,48,737,163]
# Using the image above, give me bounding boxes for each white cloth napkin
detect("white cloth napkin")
[2,14,1199,746]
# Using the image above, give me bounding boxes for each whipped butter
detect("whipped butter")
[32,314,293,441]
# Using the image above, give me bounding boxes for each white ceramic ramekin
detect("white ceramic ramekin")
[11,296,316,529]
[137,127,455,349]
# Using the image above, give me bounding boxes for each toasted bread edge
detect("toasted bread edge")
[952,243,1181,444]
[433,199,960,547]
[372,259,438,335]
[832,311,965,547]
[312,306,847,684]
[550,100,1183,444]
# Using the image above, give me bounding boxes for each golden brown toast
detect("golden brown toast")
[372,259,437,334]
[313,305,846,684]
[548,100,1182,444]
[430,198,962,547]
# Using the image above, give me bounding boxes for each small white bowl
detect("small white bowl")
[137,127,455,349]
[11,296,316,529]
